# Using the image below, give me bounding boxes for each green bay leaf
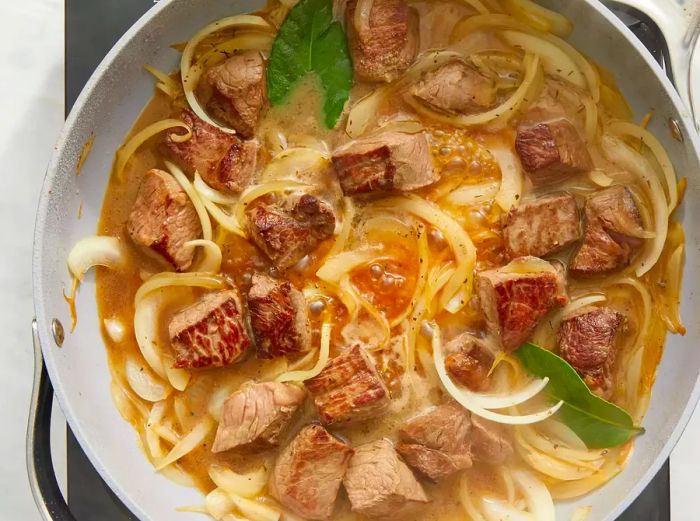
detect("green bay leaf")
[515,342,644,448]
[267,0,353,128]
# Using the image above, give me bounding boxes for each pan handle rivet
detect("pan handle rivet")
[669,118,684,142]
[51,319,65,347]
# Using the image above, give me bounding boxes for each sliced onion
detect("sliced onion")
[228,495,281,521]
[515,430,599,480]
[143,65,180,98]
[511,468,555,521]
[135,272,225,305]
[259,147,329,183]
[502,0,572,36]
[589,169,614,187]
[354,0,374,35]
[165,162,213,241]
[433,324,563,424]
[327,198,355,257]
[459,475,488,521]
[316,248,381,284]
[145,400,168,459]
[185,239,222,273]
[155,414,215,470]
[491,146,523,211]
[235,180,313,226]
[194,33,274,72]
[276,322,331,382]
[163,352,192,392]
[194,172,239,205]
[201,197,247,237]
[539,419,587,450]
[125,355,171,402]
[67,236,126,280]
[481,499,534,521]
[463,377,551,410]
[520,425,604,463]
[209,465,267,498]
[103,318,126,342]
[502,256,556,274]
[159,464,197,487]
[445,181,499,207]
[206,488,235,520]
[457,0,491,14]
[390,223,429,326]
[134,291,167,378]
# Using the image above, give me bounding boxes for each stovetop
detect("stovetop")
[63,1,672,519]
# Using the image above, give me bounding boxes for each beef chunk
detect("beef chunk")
[410,60,496,114]
[199,50,266,138]
[444,333,494,392]
[127,168,201,271]
[272,425,354,520]
[169,290,251,369]
[470,415,514,465]
[248,273,311,359]
[558,306,624,399]
[346,0,418,82]
[305,345,390,425]
[212,382,306,452]
[344,439,428,518]
[504,193,581,259]
[515,118,593,186]
[570,186,646,277]
[397,401,472,481]
[331,131,438,195]
[161,109,257,193]
[247,193,336,270]
[477,258,568,351]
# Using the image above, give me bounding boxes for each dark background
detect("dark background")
[63,0,671,519]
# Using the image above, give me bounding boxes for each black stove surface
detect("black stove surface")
[63,1,671,519]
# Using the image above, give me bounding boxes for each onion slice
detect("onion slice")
[67,236,126,280]
[491,146,523,211]
[125,355,171,402]
[194,172,238,205]
[135,272,225,305]
[462,377,551,410]
[155,414,216,470]
[185,239,223,273]
[209,465,267,498]
[165,162,213,241]
[276,322,331,382]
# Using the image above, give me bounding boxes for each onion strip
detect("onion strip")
[165,161,213,241]
[135,272,226,305]
[194,172,239,205]
[276,322,331,382]
[67,236,126,280]
[185,239,222,273]
[209,465,267,498]
[155,414,216,470]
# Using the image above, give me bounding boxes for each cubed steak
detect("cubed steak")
[344,439,429,518]
[161,109,257,193]
[444,333,495,392]
[247,193,336,270]
[248,273,311,359]
[470,415,514,465]
[515,118,593,186]
[212,382,306,452]
[169,290,251,369]
[477,258,568,351]
[346,0,418,82]
[126,168,201,271]
[570,186,646,277]
[305,345,390,425]
[503,193,581,259]
[198,50,266,138]
[558,306,624,399]
[331,131,439,195]
[397,401,472,481]
[410,60,496,114]
[271,425,354,520]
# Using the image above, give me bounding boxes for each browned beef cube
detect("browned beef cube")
[247,193,336,270]
[444,333,494,392]
[305,345,390,425]
[127,168,201,271]
[570,186,646,277]
[470,415,514,465]
[248,273,311,359]
[410,60,496,114]
[558,306,624,399]
[397,401,472,481]
[504,193,581,259]
[344,439,428,518]
[331,131,439,195]
[169,290,251,369]
[515,118,593,186]
[199,50,266,138]
[272,425,354,520]
[161,109,256,193]
[346,0,418,83]
[477,258,568,351]
[212,382,306,452]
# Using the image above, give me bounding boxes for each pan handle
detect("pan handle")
[611,0,700,129]
[26,319,78,521]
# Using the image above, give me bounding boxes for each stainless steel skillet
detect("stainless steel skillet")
[28,0,700,519]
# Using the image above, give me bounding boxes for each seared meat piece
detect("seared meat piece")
[346,0,418,82]
[331,131,438,195]
[161,109,257,193]
[248,273,311,359]
[477,258,568,351]
[444,333,494,392]
[410,60,496,114]
[199,50,266,138]
[570,186,646,277]
[515,118,593,186]
[558,306,624,399]
[212,382,306,452]
[397,401,472,481]
[504,193,581,259]
[169,290,251,369]
[305,345,390,425]
[344,439,429,518]
[248,193,336,270]
[271,425,354,520]
[127,168,201,271]
[470,415,514,465]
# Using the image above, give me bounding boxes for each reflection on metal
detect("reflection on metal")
[669,117,684,142]
[51,318,65,347]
